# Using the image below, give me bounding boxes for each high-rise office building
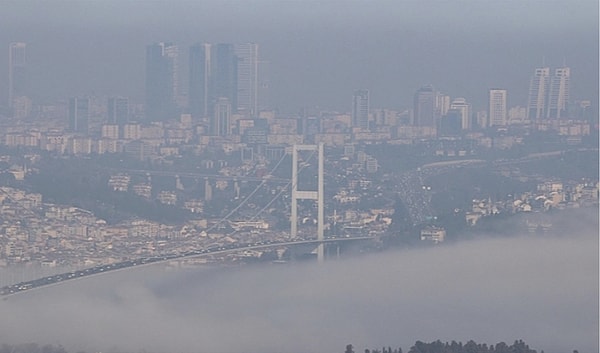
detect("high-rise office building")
[258,60,270,112]
[107,97,129,125]
[189,43,212,119]
[234,43,259,117]
[352,89,370,129]
[413,85,436,128]
[8,42,27,109]
[212,97,232,136]
[69,97,90,134]
[488,89,507,127]
[449,97,471,130]
[526,67,550,121]
[546,67,570,119]
[435,92,451,117]
[145,42,178,122]
[189,43,238,116]
[212,43,238,112]
[440,109,463,135]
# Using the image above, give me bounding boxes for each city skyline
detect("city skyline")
[0,1,596,114]
[2,40,592,135]
[0,3,597,353]
[0,42,595,121]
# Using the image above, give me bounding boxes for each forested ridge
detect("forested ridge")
[347,339,576,353]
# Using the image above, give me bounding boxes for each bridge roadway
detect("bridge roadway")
[112,168,291,184]
[0,236,373,298]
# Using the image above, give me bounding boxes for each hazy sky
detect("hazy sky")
[0,209,598,353]
[0,0,598,112]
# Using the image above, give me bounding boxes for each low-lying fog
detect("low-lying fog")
[1,217,597,353]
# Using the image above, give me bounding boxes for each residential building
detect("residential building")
[352,89,370,129]
[489,89,507,127]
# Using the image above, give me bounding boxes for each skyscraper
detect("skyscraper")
[435,92,450,117]
[526,67,550,121]
[107,97,130,125]
[69,97,90,134]
[440,109,462,136]
[546,67,570,119]
[234,43,259,117]
[8,42,27,109]
[449,97,471,130]
[258,60,270,112]
[145,42,178,122]
[212,97,232,136]
[212,43,238,112]
[413,85,436,128]
[489,89,507,127]
[189,43,211,119]
[189,42,259,119]
[352,89,370,129]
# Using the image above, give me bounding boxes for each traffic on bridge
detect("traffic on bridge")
[0,235,373,297]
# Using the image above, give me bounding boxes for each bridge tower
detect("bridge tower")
[291,143,325,263]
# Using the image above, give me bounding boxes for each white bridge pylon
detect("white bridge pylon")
[291,143,325,263]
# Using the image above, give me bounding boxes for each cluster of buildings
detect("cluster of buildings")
[2,42,595,160]
[0,41,597,272]
[406,65,590,134]
[419,178,599,245]
[465,179,599,227]
[0,184,289,271]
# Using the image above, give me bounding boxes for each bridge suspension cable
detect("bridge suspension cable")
[226,147,319,237]
[204,151,289,233]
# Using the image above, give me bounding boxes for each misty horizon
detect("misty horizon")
[1,214,597,353]
[0,2,598,353]
[0,0,598,113]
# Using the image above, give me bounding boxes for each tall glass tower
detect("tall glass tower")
[413,85,436,128]
[234,43,259,117]
[526,67,550,121]
[8,42,27,109]
[546,67,570,119]
[189,43,211,119]
[145,42,178,122]
[69,97,90,134]
[212,43,238,112]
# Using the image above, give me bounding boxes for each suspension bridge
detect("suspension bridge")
[1,143,376,297]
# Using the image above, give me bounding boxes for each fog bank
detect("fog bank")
[1,226,597,353]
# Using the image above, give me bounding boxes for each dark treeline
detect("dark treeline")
[348,339,570,353]
[0,340,574,353]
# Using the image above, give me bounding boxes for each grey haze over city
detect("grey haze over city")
[0,0,598,112]
[0,1,598,353]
